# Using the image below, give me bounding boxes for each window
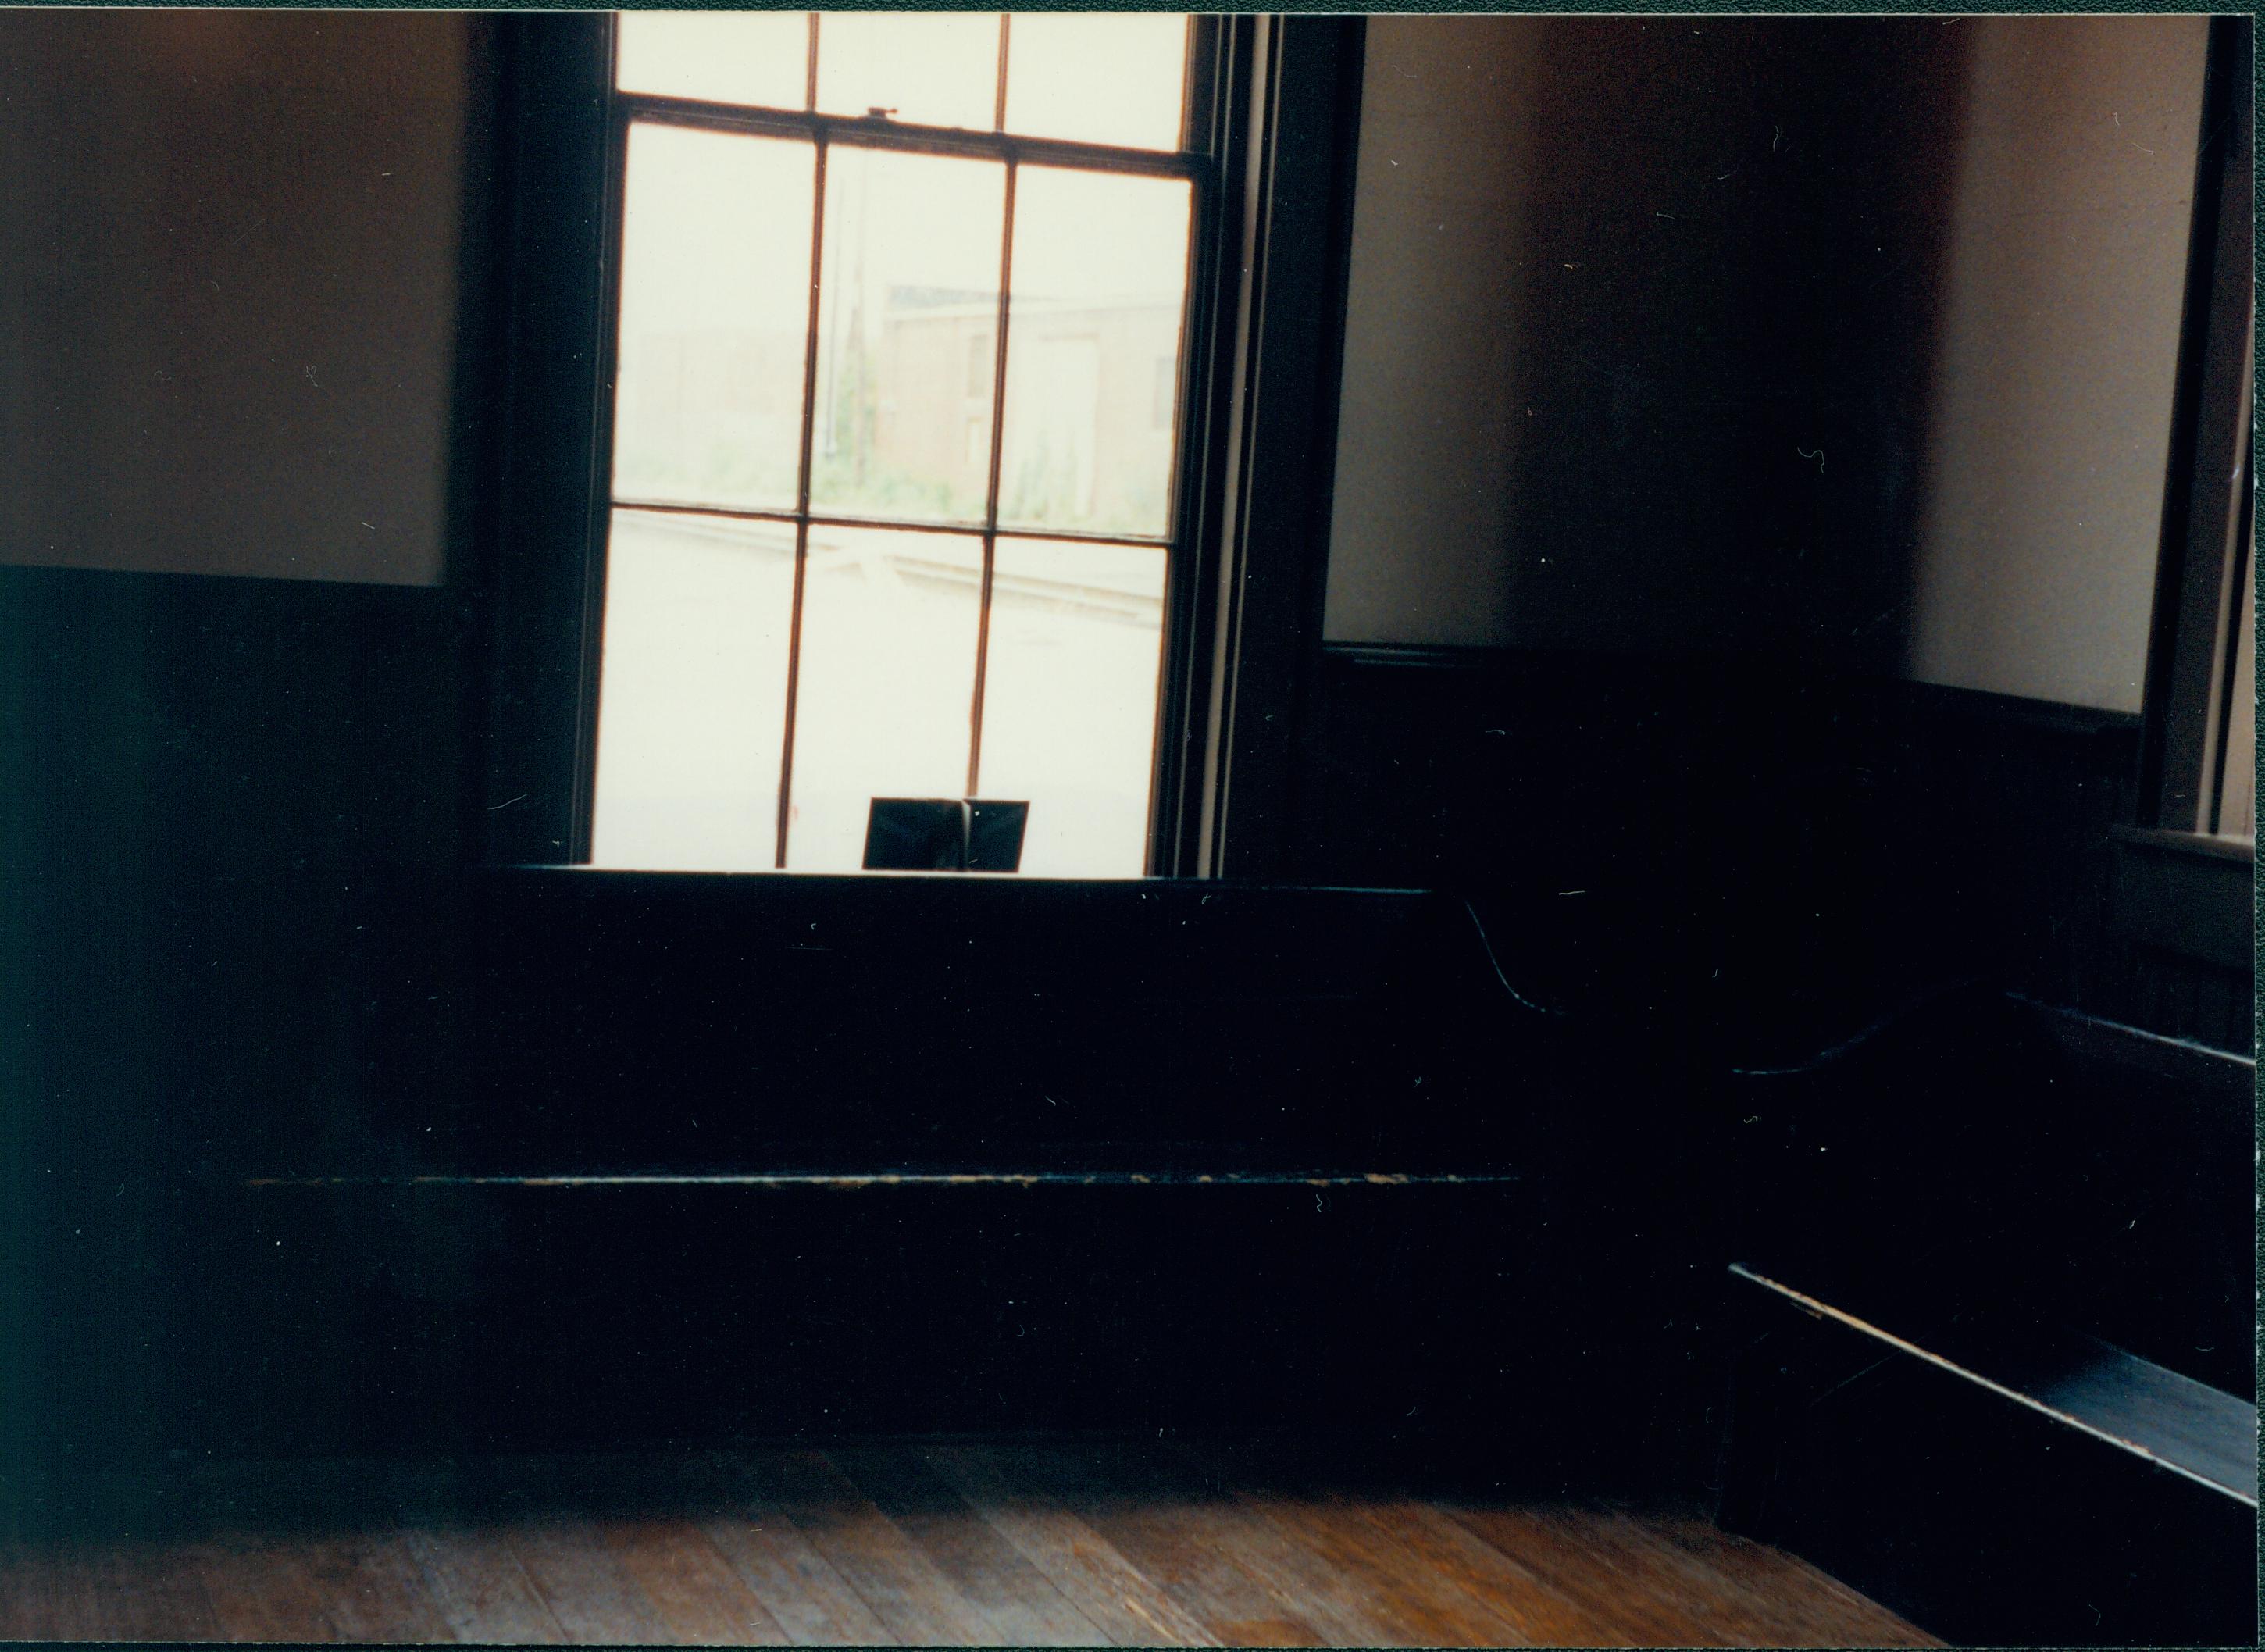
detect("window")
[587,12,1200,877]
[2106,16,2252,1001]
[2136,17,2254,854]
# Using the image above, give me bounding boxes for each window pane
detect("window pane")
[616,12,808,111]
[1004,14,1188,152]
[997,168,1191,538]
[811,147,1005,526]
[976,537,1165,877]
[612,124,814,513]
[785,525,983,869]
[591,508,797,871]
[815,12,1000,131]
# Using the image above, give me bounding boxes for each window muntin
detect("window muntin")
[591,14,1201,876]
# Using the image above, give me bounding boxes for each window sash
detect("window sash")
[594,19,1217,872]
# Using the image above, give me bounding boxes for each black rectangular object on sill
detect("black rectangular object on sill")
[862,798,1028,872]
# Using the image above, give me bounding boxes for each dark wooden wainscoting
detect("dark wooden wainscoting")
[1288,645,2247,1055]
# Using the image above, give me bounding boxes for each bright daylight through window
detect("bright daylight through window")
[590,12,1197,876]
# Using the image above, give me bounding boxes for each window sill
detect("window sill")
[2108,824,2255,864]
[2106,825,2254,972]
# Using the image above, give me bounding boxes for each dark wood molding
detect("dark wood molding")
[1320,640,2147,737]
[1878,674,2144,737]
[482,13,615,867]
[444,14,509,869]
[1134,18,1240,878]
[1180,16,1366,880]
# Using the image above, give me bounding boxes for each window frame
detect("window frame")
[479,13,1365,879]
[2136,13,2255,852]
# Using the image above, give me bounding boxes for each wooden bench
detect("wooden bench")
[1714,990,2255,1645]
[188,869,1678,1468]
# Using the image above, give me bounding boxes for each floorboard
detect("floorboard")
[401,1525,566,1644]
[510,1518,679,1645]
[695,1490,897,1647]
[920,1443,1222,1648]
[829,1444,1109,1646]
[0,1437,1939,1647]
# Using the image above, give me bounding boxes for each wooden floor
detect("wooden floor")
[0,1439,1937,1646]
